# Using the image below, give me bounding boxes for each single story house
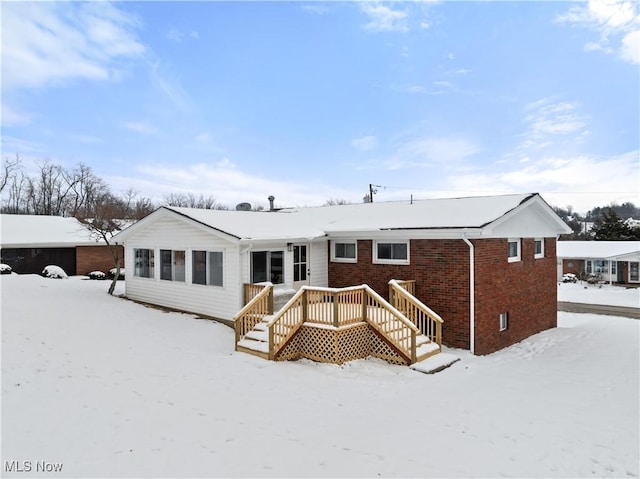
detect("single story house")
[113,193,570,355]
[557,240,640,284]
[0,214,122,275]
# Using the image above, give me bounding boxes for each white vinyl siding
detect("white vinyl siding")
[124,215,240,320]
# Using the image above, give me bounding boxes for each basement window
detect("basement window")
[134,248,154,278]
[534,239,544,259]
[331,241,357,263]
[508,239,521,263]
[374,241,409,265]
[499,312,508,332]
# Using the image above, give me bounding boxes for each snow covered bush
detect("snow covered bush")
[42,265,68,279]
[88,271,107,280]
[0,263,12,275]
[109,268,125,280]
[562,273,578,283]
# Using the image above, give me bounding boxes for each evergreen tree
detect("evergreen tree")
[591,208,640,240]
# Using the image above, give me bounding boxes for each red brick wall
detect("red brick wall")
[328,239,471,350]
[328,237,558,355]
[473,238,557,355]
[562,258,582,277]
[75,245,124,276]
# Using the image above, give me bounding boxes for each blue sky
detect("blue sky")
[2,1,639,213]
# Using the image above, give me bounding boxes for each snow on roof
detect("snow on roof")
[164,193,539,241]
[557,241,640,259]
[0,214,102,248]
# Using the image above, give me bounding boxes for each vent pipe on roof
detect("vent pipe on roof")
[268,195,275,211]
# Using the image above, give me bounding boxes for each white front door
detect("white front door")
[629,262,639,283]
[293,244,309,289]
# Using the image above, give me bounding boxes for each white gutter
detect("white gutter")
[462,235,475,355]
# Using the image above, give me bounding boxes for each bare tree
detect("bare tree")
[0,154,21,193]
[324,198,352,206]
[163,192,228,210]
[77,193,128,295]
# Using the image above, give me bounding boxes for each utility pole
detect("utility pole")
[369,184,378,203]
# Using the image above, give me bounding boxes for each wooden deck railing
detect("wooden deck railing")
[391,279,416,296]
[267,285,420,363]
[389,279,443,346]
[235,282,274,345]
[244,282,274,307]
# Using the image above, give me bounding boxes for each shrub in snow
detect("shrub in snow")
[109,268,125,280]
[0,263,12,275]
[42,265,68,279]
[88,271,107,280]
[562,273,578,283]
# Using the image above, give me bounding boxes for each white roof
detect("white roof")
[116,193,570,243]
[557,241,640,260]
[0,214,101,248]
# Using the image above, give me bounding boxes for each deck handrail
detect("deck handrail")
[389,279,443,346]
[266,287,309,359]
[234,282,273,345]
[267,284,420,363]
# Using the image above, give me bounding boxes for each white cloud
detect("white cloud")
[106,161,357,208]
[448,151,640,213]
[620,29,640,63]
[167,28,185,42]
[1,2,144,90]
[377,135,481,170]
[1,103,33,127]
[167,28,199,42]
[361,3,409,33]
[351,135,379,151]
[556,0,640,64]
[519,99,589,150]
[122,121,157,135]
[149,60,193,111]
[301,4,330,15]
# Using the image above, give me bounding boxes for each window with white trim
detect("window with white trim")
[134,248,154,278]
[192,251,224,287]
[331,241,357,263]
[250,251,284,284]
[534,239,544,259]
[374,241,409,264]
[508,239,521,263]
[499,312,508,331]
[160,249,185,282]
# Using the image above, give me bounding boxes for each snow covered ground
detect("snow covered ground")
[558,281,640,308]
[2,274,638,478]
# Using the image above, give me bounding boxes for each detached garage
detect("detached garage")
[0,214,122,275]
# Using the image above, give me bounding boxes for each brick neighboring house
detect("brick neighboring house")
[557,240,640,285]
[0,214,123,276]
[113,193,571,355]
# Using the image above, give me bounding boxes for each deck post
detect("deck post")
[361,288,367,322]
[302,289,308,322]
[268,325,274,360]
[411,330,417,364]
[333,292,340,327]
[268,288,274,314]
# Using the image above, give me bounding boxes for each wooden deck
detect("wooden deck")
[235,281,443,366]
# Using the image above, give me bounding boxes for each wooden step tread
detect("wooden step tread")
[237,338,270,353]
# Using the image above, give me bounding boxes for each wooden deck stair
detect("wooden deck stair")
[235,281,444,366]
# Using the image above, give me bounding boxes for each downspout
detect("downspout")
[462,234,475,355]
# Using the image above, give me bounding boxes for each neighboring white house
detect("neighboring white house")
[557,241,640,284]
